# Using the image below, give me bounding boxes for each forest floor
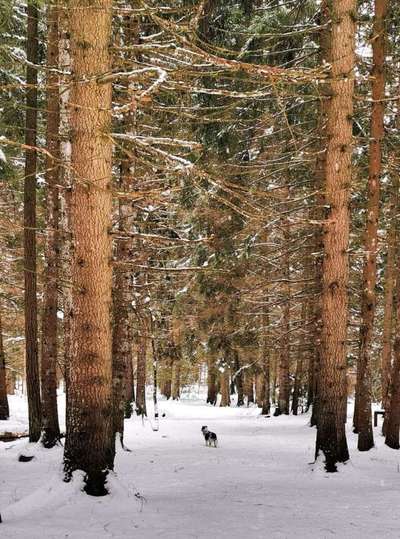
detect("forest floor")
[1,391,400,539]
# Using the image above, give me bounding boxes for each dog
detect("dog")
[201,426,218,448]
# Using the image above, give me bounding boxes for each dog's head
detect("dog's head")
[201,426,208,433]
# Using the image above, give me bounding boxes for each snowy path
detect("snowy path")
[1,395,400,538]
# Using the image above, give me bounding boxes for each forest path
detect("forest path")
[0,395,399,538]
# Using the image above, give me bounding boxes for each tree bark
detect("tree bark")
[220,368,230,407]
[63,0,114,496]
[381,167,399,433]
[207,355,218,405]
[354,0,387,451]
[0,308,9,420]
[171,345,181,400]
[135,329,147,416]
[315,0,356,472]
[40,3,61,448]
[385,278,400,449]
[24,0,41,443]
[277,223,290,415]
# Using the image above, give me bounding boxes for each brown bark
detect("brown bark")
[24,0,41,443]
[233,350,244,406]
[59,9,73,392]
[0,308,9,420]
[354,0,387,451]
[244,371,255,405]
[381,171,400,429]
[40,3,61,448]
[385,279,400,449]
[292,302,307,416]
[207,355,218,405]
[261,312,270,415]
[310,0,330,426]
[63,0,114,496]
[315,0,355,471]
[220,368,230,407]
[277,223,290,415]
[136,329,147,416]
[171,346,181,400]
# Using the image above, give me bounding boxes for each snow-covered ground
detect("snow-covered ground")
[1,392,400,539]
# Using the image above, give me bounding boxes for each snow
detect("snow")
[1,394,400,538]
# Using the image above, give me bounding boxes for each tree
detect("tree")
[0,307,9,420]
[40,2,61,448]
[24,0,41,443]
[354,0,388,451]
[315,0,356,472]
[63,0,115,496]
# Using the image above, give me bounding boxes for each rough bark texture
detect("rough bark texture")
[24,0,41,443]
[315,0,355,472]
[385,280,400,449]
[171,347,181,401]
[354,0,387,451]
[40,4,61,448]
[381,172,399,430]
[206,355,218,405]
[63,0,114,496]
[0,309,9,420]
[136,330,147,416]
[292,302,307,416]
[310,0,329,427]
[220,368,230,407]
[233,350,244,406]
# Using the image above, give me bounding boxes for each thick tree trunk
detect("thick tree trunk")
[385,281,400,449]
[171,346,181,401]
[354,0,387,451]
[310,0,329,426]
[59,9,73,391]
[220,368,230,407]
[24,0,41,443]
[381,174,399,433]
[0,309,9,420]
[207,355,217,405]
[233,350,244,406]
[315,0,355,472]
[63,0,114,496]
[40,3,61,448]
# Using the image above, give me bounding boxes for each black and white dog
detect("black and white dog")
[201,426,218,448]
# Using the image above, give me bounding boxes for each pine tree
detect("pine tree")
[315,0,356,472]
[63,0,115,496]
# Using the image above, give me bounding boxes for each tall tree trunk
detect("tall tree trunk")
[24,0,41,443]
[135,328,147,416]
[233,350,244,406]
[277,223,290,415]
[63,0,114,496]
[385,278,400,449]
[310,0,330,426]
[292,302,307,416]
[220,368,230,407]
[315,0,356,472]
[0,308,9,420]
[381,170,399,432]
[59,8,72,392]
[261,311,270,415]
[40,3,61,448]
[207,355,217,405]
[244,371,254,405]
[171,346,181,401]
[354,0,387,451]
